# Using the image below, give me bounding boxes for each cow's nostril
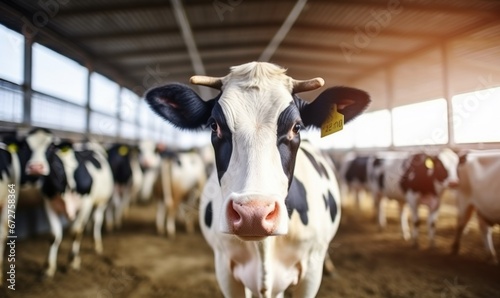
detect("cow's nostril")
[227,201,242,223]
[265,202,279,221]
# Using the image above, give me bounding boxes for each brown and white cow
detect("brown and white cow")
[153,149,206,238]
[369,149,459,248]
[452,150,500,264]
[145,62,370,297]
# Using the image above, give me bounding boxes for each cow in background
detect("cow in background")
[153,149,206,238]
[339,153,372,210]
[370,149,459,248]
[43,140,114,277]
[145,62,370,297]
[106,144,143,230]
[136,140,162,204]
[452,150,500,264]
[0,138,20,286]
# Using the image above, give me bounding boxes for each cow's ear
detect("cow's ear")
[145,83,216,130]
[299,86,370,128]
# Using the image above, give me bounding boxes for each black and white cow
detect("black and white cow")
[43,141,114,277]
[145,62,370,297]
[0,140,20,286]
[370,149,459,247]
[339,153,372,210]
[452,150,500,264]
[136,140,162,203]
[15,129,113,277]
[106,144,143,230]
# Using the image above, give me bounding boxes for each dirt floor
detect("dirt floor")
[3,195,500,298]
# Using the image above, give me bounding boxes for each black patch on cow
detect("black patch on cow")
[277,104,301,188]
[285,177,308,225]
[0,149,12,181]
[301,147,329,179]
[345,156,369,183]
[377,172,385,189]
[41,154,67,199]
[373,158,383,167]
[400,154,448,196]
[327,191,338,222]
[75,150,102,169]
[73,160,93,195]
[107,144,132,185]
[204,201,213,228]
[210,103,233,183]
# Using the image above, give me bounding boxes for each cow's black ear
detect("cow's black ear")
[299,86,370,128]
[145,83,216,130]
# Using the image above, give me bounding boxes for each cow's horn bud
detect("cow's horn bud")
[190,76,223,90]
[292,78,325,94]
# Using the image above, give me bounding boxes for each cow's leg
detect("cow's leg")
[156,199,166,235]
[398,201,410,241]
[427,200,440,249]
[406,192,420,248]
[105,200,114,232]
[373,193,386,230]
[292,248,326,298]
[69,198,93,270]
[183,187,201,234]
[214,251,248,298]
[323,251,336,276]
[166,197,178,238]
[43,199,63,278]
[451,203,474,255]
[114,185,124,229]
[477,214,498,264]
[93,202,108,255]
[354,186,361,210]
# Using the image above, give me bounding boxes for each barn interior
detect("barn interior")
[1,0,500,297]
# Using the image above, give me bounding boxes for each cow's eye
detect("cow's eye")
[210,120,218,133]
[292,123,302,134]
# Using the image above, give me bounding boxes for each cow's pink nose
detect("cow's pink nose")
[227,200,279,237]
[27,163,45,175]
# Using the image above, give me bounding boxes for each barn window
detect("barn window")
[0,25,23,85]
[32,93,86,132]
[452,86,500,144]
[353,109,392,148]
[120,88,139,122]
[90,72,119,116]
[120,121,137,140]
[392,98,448,147]
[33,43,88,105]
[89,111,118,136]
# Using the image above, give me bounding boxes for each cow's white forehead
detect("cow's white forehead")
[27,130,53,150]
[219,62,295,131]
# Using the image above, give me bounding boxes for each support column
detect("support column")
[22,35,33,126]
[441,42,455,147]
[85,65,93,138]
[386,67,395,150]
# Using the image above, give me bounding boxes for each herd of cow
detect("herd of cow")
[0,62,499,297]
[0,128,212,283]
[339,148,500,262]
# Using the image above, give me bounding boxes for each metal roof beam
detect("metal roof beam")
[352,18,500,82]
[170,0,209,98]
[259,0,308,62]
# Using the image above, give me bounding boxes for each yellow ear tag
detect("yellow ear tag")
[7,144,18,153]
[321,104,344,138]
[425,157,434,169]
[60,146,70,154]
[118,146,129,156]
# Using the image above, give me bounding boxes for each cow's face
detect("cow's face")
[146,62,370,240]
[19,128,54,178]
[138,140,161,170]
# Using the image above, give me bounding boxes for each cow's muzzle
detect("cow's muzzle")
[226,198,281,239]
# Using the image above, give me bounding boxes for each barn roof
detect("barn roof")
[1,0,500,111]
